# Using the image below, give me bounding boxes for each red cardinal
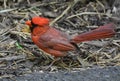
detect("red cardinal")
[25,16,115,57]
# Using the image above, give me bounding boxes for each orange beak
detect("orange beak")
[25,20,32,27]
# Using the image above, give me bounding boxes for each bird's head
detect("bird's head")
[25,16,50,27]
[25,16,50,32]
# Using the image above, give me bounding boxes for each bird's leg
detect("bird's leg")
[76,55,91,67]
[70,43,91,67]
[45,57,61,70]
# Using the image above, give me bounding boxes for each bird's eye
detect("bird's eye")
[31,20,38,27]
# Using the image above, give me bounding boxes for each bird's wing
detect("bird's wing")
[39,28,75,51]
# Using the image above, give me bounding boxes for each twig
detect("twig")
[50,0,82,26]
[50,4,72,26]
[10,31,30,39]
[96,0,105,13]
[0,55,26,61]
[27,0,31,4]
[67,12,112,19]
[0,74,14,79]
[4,0,7,8]
[0,8,17,14]
[90,2,101,19]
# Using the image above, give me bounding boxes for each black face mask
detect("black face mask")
[30,21,38,32]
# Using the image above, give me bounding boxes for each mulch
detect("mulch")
[0,0,120,78]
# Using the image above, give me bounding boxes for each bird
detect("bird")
[25,16,115,57]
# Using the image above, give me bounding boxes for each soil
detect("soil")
[1,66,120,81]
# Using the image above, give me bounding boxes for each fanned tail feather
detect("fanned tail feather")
[72,23,116,43]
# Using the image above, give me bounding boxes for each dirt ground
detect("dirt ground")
[1,66,120,81]
[0,0,120,80]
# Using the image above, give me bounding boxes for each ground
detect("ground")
[0,0,120,80]
[1,66,120,81]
